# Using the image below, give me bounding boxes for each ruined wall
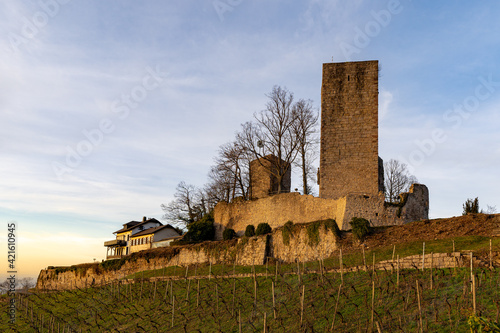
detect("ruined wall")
[37,238,268,291]
[215,184,429,236]
[320,61,381,199]
[271,223,339,262]
[37,222,338,291]
[214,192,339,240]
[249,155,291,199]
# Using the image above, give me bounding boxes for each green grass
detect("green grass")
[2,266,500,332]
[3,235,499,332]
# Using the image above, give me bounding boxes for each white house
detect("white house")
[104,217,180,259]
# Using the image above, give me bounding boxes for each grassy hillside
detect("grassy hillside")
[2,265,500,332]
[3,214,500,332]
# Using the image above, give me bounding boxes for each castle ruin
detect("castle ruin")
[214,60,429,239]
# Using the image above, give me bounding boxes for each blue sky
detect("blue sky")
[1,0,499,279]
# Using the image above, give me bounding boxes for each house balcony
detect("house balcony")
[104,239,127,247]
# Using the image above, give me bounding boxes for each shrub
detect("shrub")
[307,221,321,246]
[100,258,127,271]
[223,228,236,240]
[255,223,272,235]
[183,213,215,243]
[281,221,294,245]
[244,225,255,237]
[463,197,479,215]
[349,217,372,242]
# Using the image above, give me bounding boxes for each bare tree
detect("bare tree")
[384,159,418,203]
[237,86,300,194]
[213,141,250,201]
[161,181,206,228]
[292,99,319,195]
[0,277,35,294]
[484,205,497,214]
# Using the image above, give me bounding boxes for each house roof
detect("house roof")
[131,224,177,238]
[114,218,162,234]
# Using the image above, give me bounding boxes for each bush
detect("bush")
[255,223,272,235]
[244,225,255,237]
[349,217,371,242]
[463,197,479,215]
[183,213,215,243]
[223,228,236,240]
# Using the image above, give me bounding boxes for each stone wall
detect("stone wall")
[271,223,339,262]
[214,184,429,236]
[320,61,381,200]
[214,192,339,239]
[36,221,338,291]
[37,239,267,291]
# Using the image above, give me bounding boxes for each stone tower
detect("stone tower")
[319,60,383,199]
[249,155,291,199]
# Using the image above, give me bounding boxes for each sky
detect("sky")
[1,0,499,280]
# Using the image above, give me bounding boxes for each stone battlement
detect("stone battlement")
[214,183,428,239]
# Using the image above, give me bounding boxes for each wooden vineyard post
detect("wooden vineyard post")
[392,245,396,273]
[362,246,367,272]
[340,248,344,283]
[239,309,242,333]
[430,252,434,290]
[372,253,376,275]
[209,261,212,280]
[232,279,236,317]
[470,252,474,283]
[472,274,477,316]
[164,280,169,301]
[254,278,257,308]
[263,312,267,333]
[490,239,493,269]
[171,295,175,328]
[216,284,219,314]
[300,284,305,325]
[197,279,200,308]
[416,280,423,333]
[330,283,342,332]
[272,281,276,319]
[370,280,375,332]
[397,255,400,288]
[421,242,426,271]
[297,260,301,284]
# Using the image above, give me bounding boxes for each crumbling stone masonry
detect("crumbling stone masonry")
[249,155,291,199]
[319,60,383,199]
[214,60,429,236]
[214,184,428,239]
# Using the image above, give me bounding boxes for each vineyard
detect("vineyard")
[2,234,500,332]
